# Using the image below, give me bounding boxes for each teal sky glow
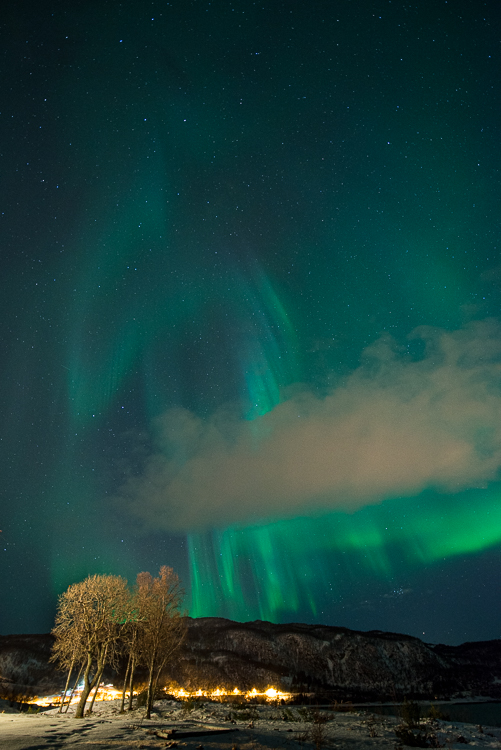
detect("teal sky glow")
[1,0,500,644]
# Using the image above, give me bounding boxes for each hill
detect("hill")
[1,618,500,701]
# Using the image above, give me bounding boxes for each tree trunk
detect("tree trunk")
[87,665,104,715]
[65,660,84,713]
[152,655,167,698]
[59,659,74,713]
[127,655,136,711]
[120,654,131,713]
[86,681,99,716]
[145,654,156,720]
[74,654,94,719]
[75,653,103,719]
[87,644,108,715]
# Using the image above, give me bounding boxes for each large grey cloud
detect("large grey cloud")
[119,319,501,531]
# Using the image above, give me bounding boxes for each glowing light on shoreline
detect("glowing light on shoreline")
[30,684,124,707]
[30,684,292,707]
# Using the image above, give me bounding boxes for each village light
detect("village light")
[30,684,292,707]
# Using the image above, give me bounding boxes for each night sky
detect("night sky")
[1,0,500,645]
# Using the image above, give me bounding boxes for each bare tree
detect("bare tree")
[51,574,130,718]
[136,566,186,719]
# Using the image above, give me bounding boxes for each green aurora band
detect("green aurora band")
[2,0,500,642]
[63,232,501,624]
[188,486,501,622]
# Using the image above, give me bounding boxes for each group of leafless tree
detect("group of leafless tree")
[51,566,185,719]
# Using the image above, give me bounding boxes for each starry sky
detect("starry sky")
[1,0,500,645]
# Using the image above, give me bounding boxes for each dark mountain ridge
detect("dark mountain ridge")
[1,618,500,702]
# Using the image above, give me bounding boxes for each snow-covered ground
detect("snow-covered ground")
[1,697,500,749]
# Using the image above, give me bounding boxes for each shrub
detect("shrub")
[281,707,300,722]
[427,704,449,721]
[401,698,421,727]
[394,725,444,748]
[310,718,330,750]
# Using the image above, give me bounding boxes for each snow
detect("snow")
[1,698,500,750]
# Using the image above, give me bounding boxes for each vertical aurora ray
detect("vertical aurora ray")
[3,0,500,642]
[63,173,165,423]
[188,266,303,616]
[188,485,501,623]
[237,268,300,420]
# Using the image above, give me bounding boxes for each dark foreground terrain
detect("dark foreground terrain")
[2,697,501,750]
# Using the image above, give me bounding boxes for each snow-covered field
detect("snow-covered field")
[1,698,500,749]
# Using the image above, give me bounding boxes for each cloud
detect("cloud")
[118,319,501,531]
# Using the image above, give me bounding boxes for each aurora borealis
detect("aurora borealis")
[1,0,500,644]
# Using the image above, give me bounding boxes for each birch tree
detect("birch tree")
[52,574,129,718]
[136,566,186,719]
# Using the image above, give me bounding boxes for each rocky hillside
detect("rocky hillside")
[0,634,56,698]
[1,618,500,701]
[171,618,501,701]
